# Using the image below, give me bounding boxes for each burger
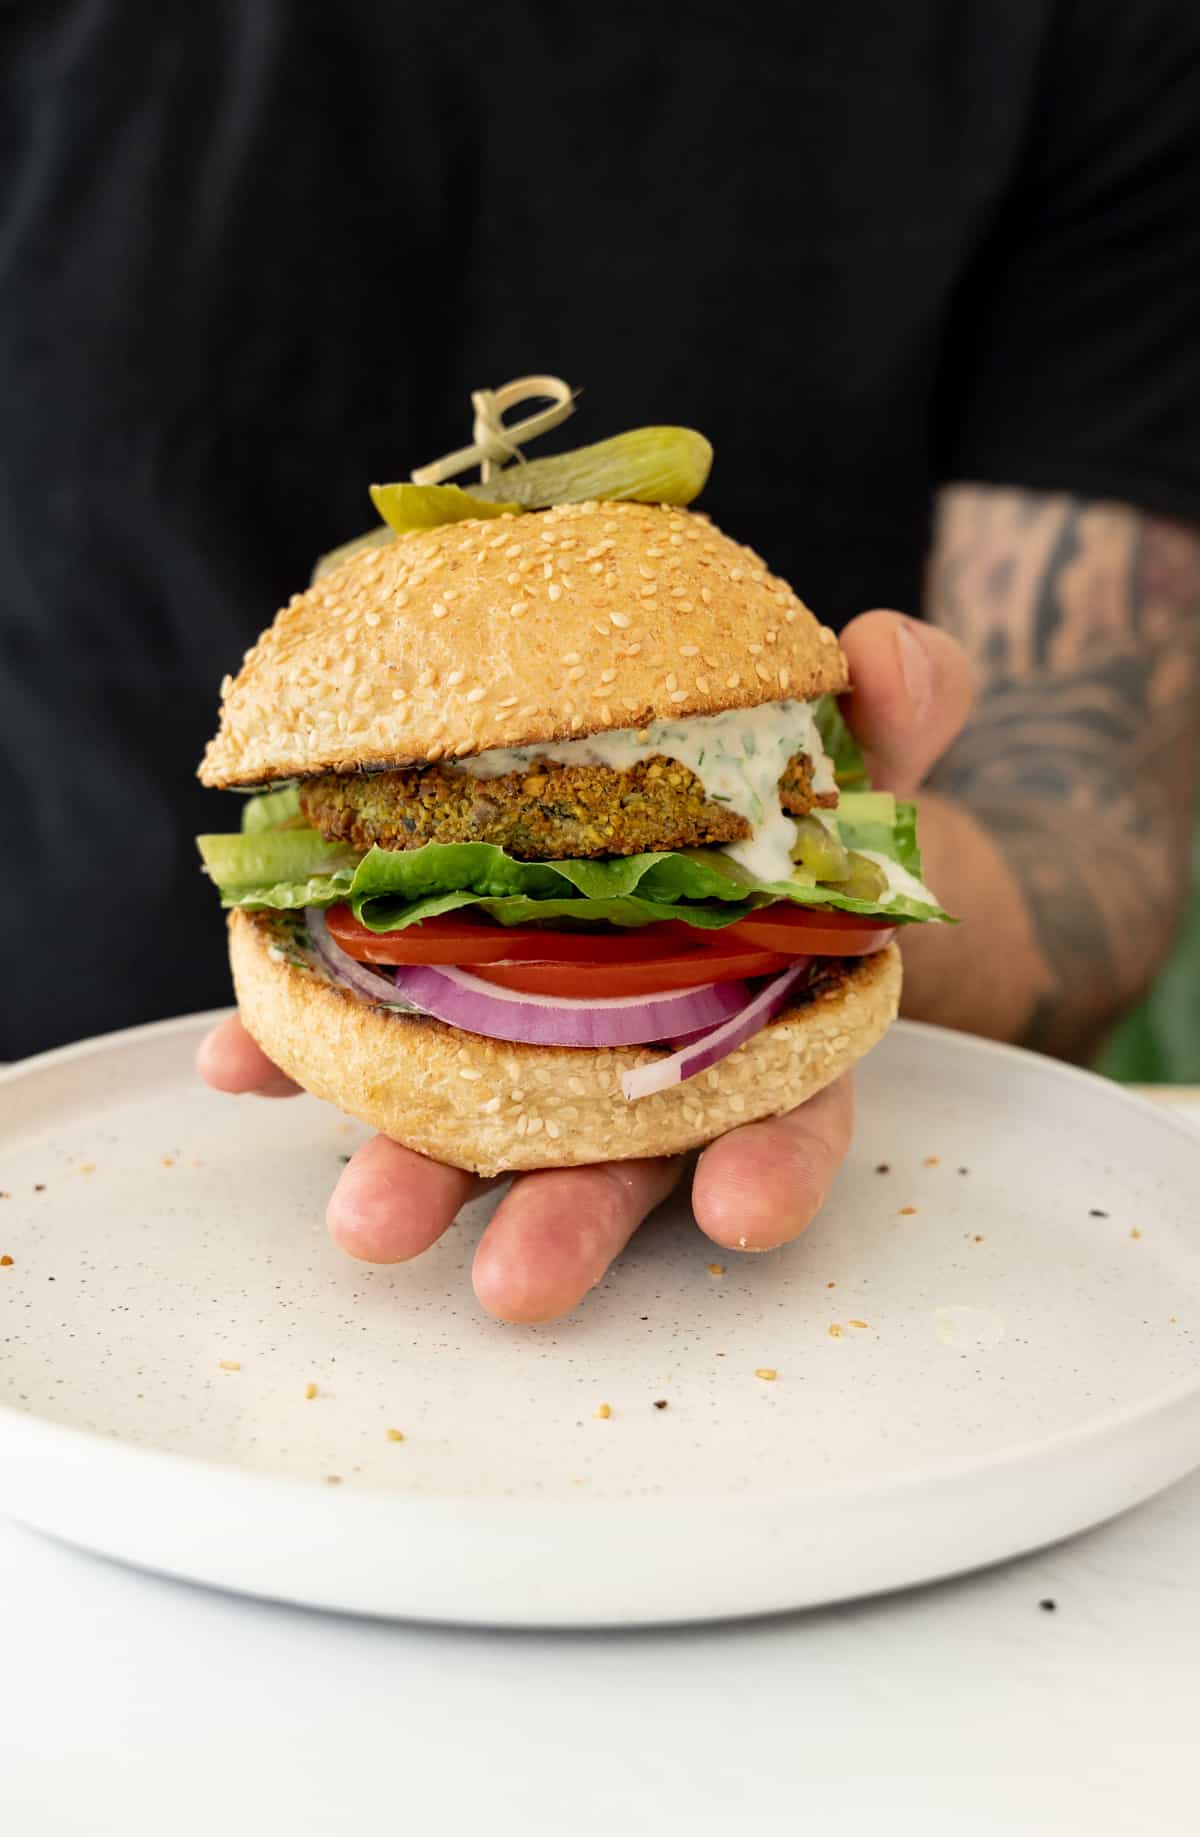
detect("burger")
[197,402,946,1177]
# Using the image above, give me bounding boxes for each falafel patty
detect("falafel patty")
[300,750,832,860]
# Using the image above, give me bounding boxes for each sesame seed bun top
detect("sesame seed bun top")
[198,500,849,789]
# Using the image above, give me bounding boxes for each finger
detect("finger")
[327,1133,482,1264]
[196,1013,301,1097]
[473,1158,683,1323]
[838,610,974,795]
[691,1074,855,1251]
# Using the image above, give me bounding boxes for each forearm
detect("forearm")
[898,789,1179,1060]
[915,486,1200,1063]
[896,791,1052,1044]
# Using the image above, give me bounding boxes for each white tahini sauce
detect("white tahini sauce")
[458,698,836,884]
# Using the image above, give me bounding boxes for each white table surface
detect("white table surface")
[3,1088,1198,1837]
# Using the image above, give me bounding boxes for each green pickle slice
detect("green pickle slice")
[312,424,713,580]
[369,480,519,534]
[469,426,713,510]
[833,852,889,901]
[789,814,851,883]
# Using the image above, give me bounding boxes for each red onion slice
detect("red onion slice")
[306,909,420,1009]
[389,961,749,1047]
[621,959,813,1101]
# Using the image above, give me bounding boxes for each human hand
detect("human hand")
[197,611,972,1322]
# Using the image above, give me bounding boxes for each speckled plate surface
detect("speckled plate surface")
[1,1013,1198,1627]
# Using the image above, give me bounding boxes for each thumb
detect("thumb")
[838,611,974,796]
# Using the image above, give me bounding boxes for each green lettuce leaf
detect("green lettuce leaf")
[813,694,869,790]
[197,829,360,909]
[240,784,303,833]
[198,825,948,926]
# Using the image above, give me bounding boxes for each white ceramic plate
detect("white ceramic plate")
[1,1013,1197,1627]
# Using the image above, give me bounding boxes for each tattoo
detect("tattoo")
[927,486,1200,1062]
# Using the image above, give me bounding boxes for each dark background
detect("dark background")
[3,1,1199,1057]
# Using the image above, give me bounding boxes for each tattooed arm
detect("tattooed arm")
[898,485,1200,1063]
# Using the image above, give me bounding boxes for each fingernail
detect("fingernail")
[895,620,935,720]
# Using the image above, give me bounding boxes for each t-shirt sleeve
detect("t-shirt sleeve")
[933,0,1200,523]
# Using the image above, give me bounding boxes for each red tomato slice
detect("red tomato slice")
[725,906,896,957]
[325,905,712,965]
[469,950,792,999]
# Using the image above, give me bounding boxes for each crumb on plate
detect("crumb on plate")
[386,1428,405,1442]
[754,1367,778,1380]
[593,1402,612,1420]
[218,1359,241,1372]
[305,1381,319,1400]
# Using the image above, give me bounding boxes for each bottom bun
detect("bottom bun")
[228,909,902,1176]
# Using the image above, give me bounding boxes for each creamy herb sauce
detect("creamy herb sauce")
[459,698,836,883]
[856,849,937,908]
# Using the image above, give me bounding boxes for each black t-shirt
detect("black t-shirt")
[3,1,1199,1056]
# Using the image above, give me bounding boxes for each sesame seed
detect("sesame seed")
[445,669,465,686]
[569,715,583,731]
[496,694,518,708]
[665,673,678,690]
[779,667,791,690]
[547,583,562,602]
[610,611,631,628]
[599,667,616,682]
[479,1095,502,1114]
[509,602,526,617]
[755,660,773,682]
[695,676,710,693]
[465,686,485,703]
[545,1120,561,1139]
[431,602,448,619]
[566,665,585,681]
[669,689,688,703]
[458,1067,483,1081]
[748,643,763,656]
[726,671,741,688]
[562,651,581,664]
[680,644,700,657]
